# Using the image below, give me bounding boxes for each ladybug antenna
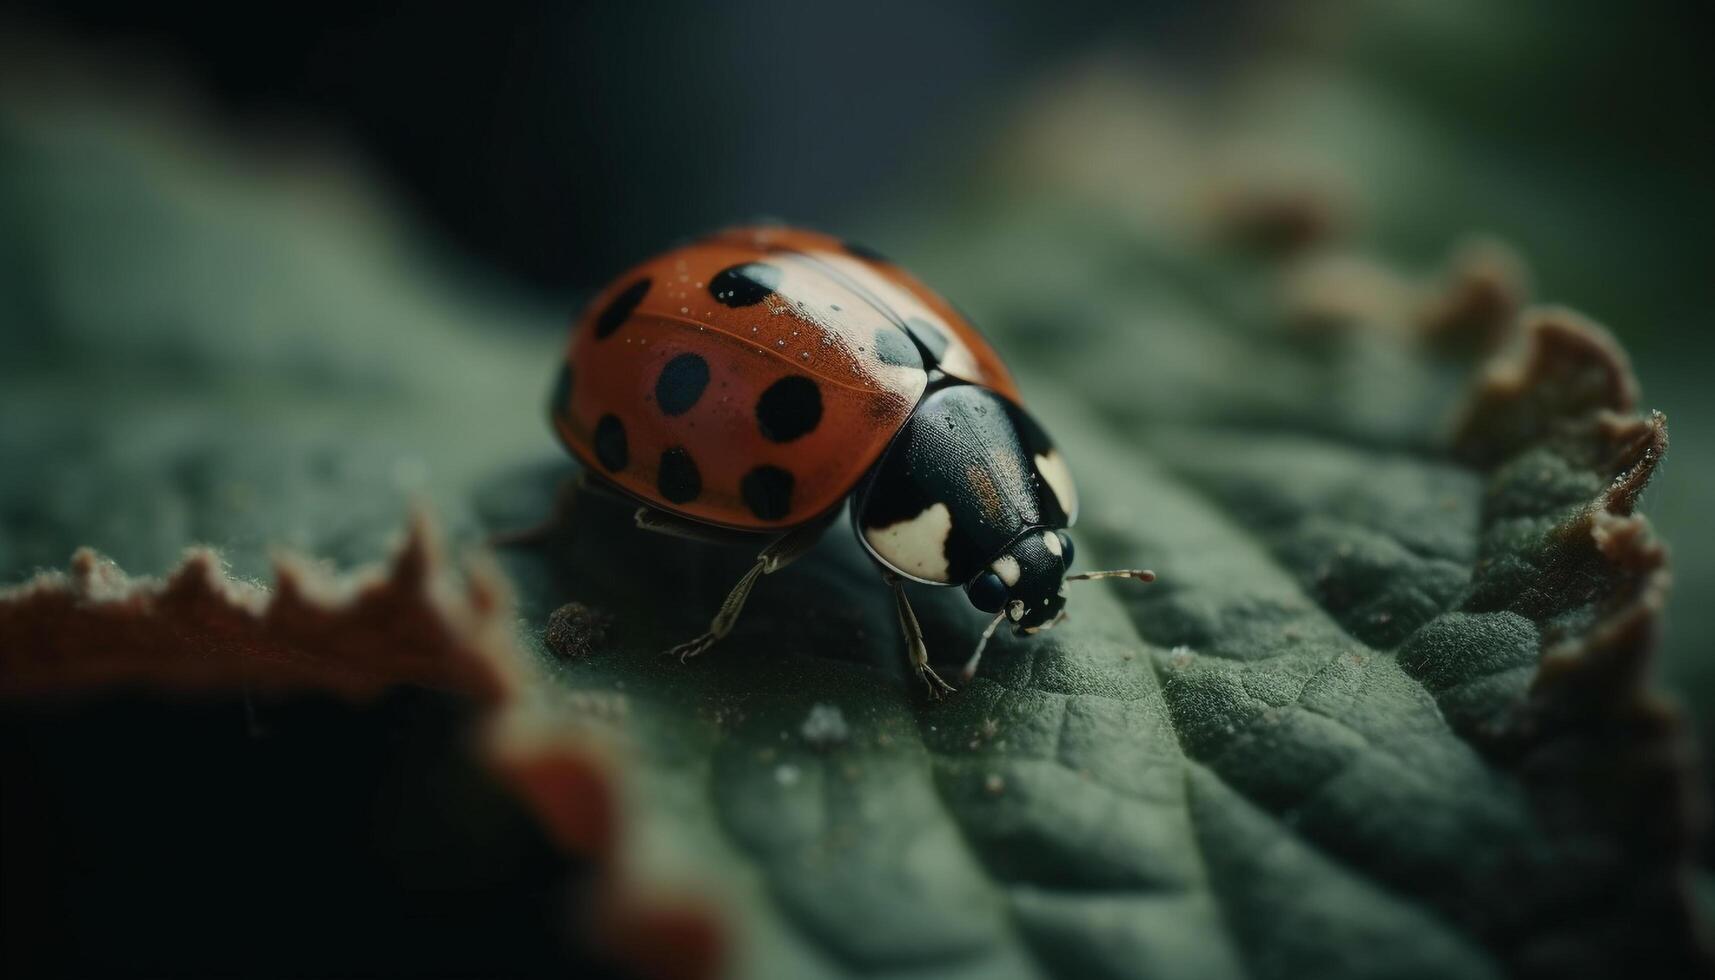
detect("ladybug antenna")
[1067,569,1157,585]
[960,609,1010,683]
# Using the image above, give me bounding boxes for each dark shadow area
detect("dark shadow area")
[0,688,626,979]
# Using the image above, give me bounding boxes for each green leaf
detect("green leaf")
[478,217,1682,976]
[0,63,1699,980]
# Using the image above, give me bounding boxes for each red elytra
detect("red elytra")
[550,226,1018,531]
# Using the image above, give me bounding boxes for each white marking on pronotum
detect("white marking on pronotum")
[1041,530,1062,556]
[1035,451,1078,519]
[939,338,982,380]
[991,555,1021,587]
[865,502,953,582]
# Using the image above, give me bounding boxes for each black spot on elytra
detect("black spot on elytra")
[548,363,574,417]
[741,466,794,521]
[756,375,823,443]
[903,316,950,363]
[594,414,628,471]
[709,262,782,307]
[654,352,710,416]
[872,327,923,369]
[594,278,651,339]
[657,448,702,503]
[843,240,890,263]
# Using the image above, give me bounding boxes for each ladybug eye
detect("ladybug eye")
[1055,531,1075,569]
[967,572,1008,613]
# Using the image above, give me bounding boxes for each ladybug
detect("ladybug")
[543,226,1152,697]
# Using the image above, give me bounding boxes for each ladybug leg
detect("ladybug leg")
[665,516,831,662]
[884,572,957,700]
[666,563,765,662]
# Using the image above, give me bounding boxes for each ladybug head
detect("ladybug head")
[964,528,1073,634]
[959,529,1155,682]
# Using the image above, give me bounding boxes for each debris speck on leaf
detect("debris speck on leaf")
[800,702,849,748]
[543,601,612,659]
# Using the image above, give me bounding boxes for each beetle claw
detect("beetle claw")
[667,633,717,662]
[920,665,957,700]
